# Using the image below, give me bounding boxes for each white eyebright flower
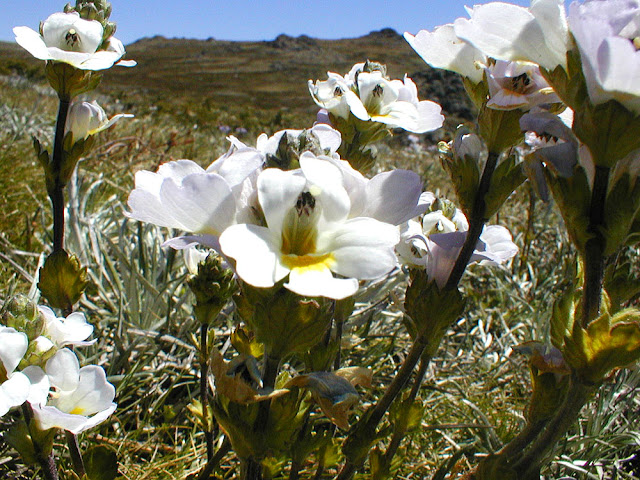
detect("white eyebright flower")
[13,12,135,70]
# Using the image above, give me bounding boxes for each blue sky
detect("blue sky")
[2,0,535,45]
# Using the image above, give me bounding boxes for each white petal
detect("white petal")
[0,327,28,375]
[46,348,80,392]
[220,224,287,287]
[299,154,351,223]
[310,124,342,153]
[32,403,116,434]
[45,311,94,347]
[361,170,424,225]
[415,100,445,133]
[286,267,358,300]
[13,26,52,60]
[54,366,115,417]
[258,168,306,234]
[42,12,102,53]
[0,373,30,416]
[454,1,567,70]
[22,366,50,406]
[404,26,486,83]
[325,218,400,279]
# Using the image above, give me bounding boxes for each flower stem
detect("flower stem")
[50,97,71,253]
[21,404,59,480]
[64,431,85,477]
[582,165,610,327]
[444,151,499,291]
[512,379,593,477]
[196,436,231,480]
[382,357,429,465]
[337,152,500,480]
[199,323,213,462]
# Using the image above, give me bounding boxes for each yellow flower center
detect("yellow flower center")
[69,406,85,415]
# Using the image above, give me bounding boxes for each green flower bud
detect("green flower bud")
[234,284,333,358]
[187,254,236,325]
[19,336,57,369]
[38,250,89,311]
[1,295,45,341]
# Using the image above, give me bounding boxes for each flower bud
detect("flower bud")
[187,254,236,325]
[38,250,89,311]
[1,295,45,341]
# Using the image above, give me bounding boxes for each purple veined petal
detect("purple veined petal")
[219,224,288,288]
[360,170,424,225]
[285,267,359,300]
[258,168,306,234]
[162,234,221,252]
[42,12,102,53]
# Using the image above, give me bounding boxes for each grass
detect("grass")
[0,35,639,479]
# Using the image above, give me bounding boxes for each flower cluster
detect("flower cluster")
[0,298,116,434]
[128,125,430,300]
[309,61,444,133]
[397,193,518,289]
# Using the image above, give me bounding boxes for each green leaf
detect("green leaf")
[84,445,118,480]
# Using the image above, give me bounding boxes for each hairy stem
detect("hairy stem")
[200,323,213,461]
[64,431,85,477]
[337,152,500,480]
[50,98,71,253]
[444,152,499,290]
[582,166,610,327]
[196,436,231,480]
[382,357,429,465]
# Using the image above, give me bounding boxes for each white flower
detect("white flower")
[309,64,444,134]
[66,101,133,142]
[397,194,518,288]
[568,0,640,114]
[219,153,401,299]
[13,12,135,70]
[0,327,30,416]
[452,0,570,71]
[404,24,486,83]
[126,146,263,250]
[31,348,116,434]
[38,306,95,348]
[254,124,342,159]
[485,60,559,110]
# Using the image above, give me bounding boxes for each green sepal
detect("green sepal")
[462,76,489,109]
[603,171,640,255]
[1,294,45,341]
[477,106,524,155]
[543,161,592,255]
[33,136,51,172]
[484,152,527,218]
[45,62,102,100]
[231,326,264,359]
[440,143,480,219]
[527,369,570,424]
[187,253,236,325]
[84,445,118,480]
[3,420,38,465]
[369,447,391,480]
[38,250,89,311]
[57,133,96,188]
[564,307,640,384]
[233,284,333,358]
[550,287,579,351]
[573,99,640,168]
[403,269,465,357]
[604,262,640,313]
